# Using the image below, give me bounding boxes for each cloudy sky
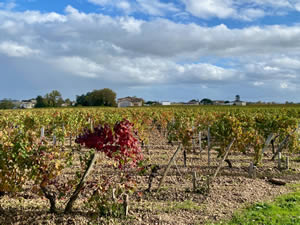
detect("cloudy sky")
[1,0,300,102]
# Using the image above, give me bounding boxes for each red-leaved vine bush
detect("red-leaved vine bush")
[61,119,145,215]
[75,119,143,169]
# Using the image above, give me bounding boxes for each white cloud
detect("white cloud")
[0,9,66,24]
[1,5,300,100]
[0,41,39,57]
[86,0,300,21]
[136,0,179,16]
[238,8,265,21]
[117,1,131,11]
[0,1,17,10]
[181,0,300,20]
[182,0,236,19]
[88,0,110,5]
[88,0,179,16]
[253,81,264,86]
[119,17,144,33]
[52,56,104,78]
[280,81,288,89]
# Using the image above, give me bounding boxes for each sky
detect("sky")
[1,0,300,102]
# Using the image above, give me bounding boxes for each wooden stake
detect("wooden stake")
[248,162,256,179]
[253,166,257,179]
[286,156,289,170]
[272,127,299,160]
[123,194,129,217]
[40,126,45,138]
[207,127,211,167]
[278,152,282,170]
[192,138,196,153]
[183,149,187,168]
[53,135,56,146]
[157,144,182,191]
[69,135,72,147]
[90,119,94,133]
[192,171,197,192]
[112,188,116,202]
[199,132,202,152]
[212,139,235,181]
[62,123,65,146]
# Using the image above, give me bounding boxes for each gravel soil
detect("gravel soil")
[1,129,299,225]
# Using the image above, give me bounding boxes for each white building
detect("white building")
[20,99,36,109]
[117,97,143,108]
[234,101,247,106]
[161,101,171,106]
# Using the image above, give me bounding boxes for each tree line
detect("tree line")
[0,88,117,109]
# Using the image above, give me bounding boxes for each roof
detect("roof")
[213,100,225,103]
[117,97,143,103]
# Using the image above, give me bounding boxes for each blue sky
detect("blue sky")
[1,0,300,102]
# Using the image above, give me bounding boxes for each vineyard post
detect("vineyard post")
[157,144,182,191]
[278,152,282,170]
[253,166,257,179]
[207,127,211,167]
[212,139,235,181]
[69,134,72,147]
[192,126,196,153]
[40,126,45,139]
[199,132,202,152]
[90,118,94,132]
[248,162,256,179]
[62,123,65,146]
[123,194,129,217]
[53,135,56,146]
[286,156,289,170]
[192,171,197,192]
[112,188,116,201]
[272,127,299,160]
[183,149,187,168]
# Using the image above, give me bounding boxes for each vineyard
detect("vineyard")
[0,105,300,224]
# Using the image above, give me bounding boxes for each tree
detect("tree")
[0,99,14,109]
[35,96,47,108]
[145,101,160,106]
[35,90,64,108]
[200,98,213,105]
[64,98,72,106]
[76,88,117,107]
[46,90,63,107]
[76,94,89,106]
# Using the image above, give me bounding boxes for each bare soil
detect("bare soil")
[1,129,300,225]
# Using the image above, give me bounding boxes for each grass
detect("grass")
[211,184,300,225]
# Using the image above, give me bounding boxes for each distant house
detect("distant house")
[212,100,225,105]
[20,99,36,109]
[117,97,143,108]
[171,102,185,105]
[234,101,247,106]
[161,101,171,106]
[186,100,199,105]
[232,95,246,106]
